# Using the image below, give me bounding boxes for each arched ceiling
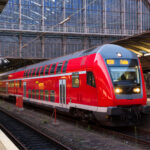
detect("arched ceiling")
[112,30,150,71]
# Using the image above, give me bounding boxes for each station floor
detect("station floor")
[0,130,19,150]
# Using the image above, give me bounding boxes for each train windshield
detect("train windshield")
[109,67,140,85]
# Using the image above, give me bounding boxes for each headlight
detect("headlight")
[133,87,141,93]
[115,88,123,94]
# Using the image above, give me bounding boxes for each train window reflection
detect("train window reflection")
[109,67,140,84]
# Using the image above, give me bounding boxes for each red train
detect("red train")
[0,44,150,126]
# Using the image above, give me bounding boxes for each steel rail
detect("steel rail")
[0,108,71,150]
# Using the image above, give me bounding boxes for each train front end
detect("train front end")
[93,44,150,126]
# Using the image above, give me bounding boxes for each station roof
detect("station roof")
[0,0,8,13]
[112,30,150,72]
[1,31,150,73]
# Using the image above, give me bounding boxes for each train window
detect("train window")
[27,70,30,77]
[28,90,31,98]
[26,70,28,77]
[56,62,63,73]
[24,70,26,77]
[32,68,36,76]
[50,64,56,74]
[45,90,49,101]
[36,90,39,99]
[40,66,45,76]
[50,90,55,102]
[45,65,51,75]
[12,81,14,87]
[87,72,96,87]
[72,72,79,88]
[40,90,44,100]
[29,69,32,77]
[32,90,35,99]
[16,81,18,88]
[36,68,40,76]
[62,61,68,73]
[19,80,22,88]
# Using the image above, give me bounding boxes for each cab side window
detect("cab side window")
[87,72,96,87]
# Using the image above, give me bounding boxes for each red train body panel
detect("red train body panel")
[0,44,149,126]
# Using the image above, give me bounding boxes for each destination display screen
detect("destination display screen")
[106,59,138,67]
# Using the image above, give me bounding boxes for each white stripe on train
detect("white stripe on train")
[23,97,107,113]
[3,71,86,82]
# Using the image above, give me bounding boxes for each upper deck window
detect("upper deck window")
[56,62,63,73]
[36,67,40,76]
[24,71,26,77]
[27,69,30,77]
[62,61,68,73]
[45,65,51,75]
[25,70,28,77]
[40,66,45,76]
[32,68,36,76]
[29,69,32,77]
[50,64,56,74]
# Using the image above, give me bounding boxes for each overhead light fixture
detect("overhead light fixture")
[0,57,9,66]
[144,53,150,57]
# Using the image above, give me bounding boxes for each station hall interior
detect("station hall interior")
[0,1,150,150]
[0,0,149,96]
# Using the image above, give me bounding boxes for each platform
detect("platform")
[0,130,19,150]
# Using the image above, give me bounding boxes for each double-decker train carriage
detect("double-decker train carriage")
[0,44,150,126]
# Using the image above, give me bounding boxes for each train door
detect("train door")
[23,82,26,97]
[59,79,66,105]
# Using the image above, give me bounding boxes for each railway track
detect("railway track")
[27,103,150,149]
[110,127,150,149]
[1,99,150,149]
[0,108,71,150]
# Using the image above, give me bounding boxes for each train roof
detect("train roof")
[0,44,138,76]
[0,45,100,76]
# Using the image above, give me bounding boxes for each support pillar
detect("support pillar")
[19,34,22,58]
[83,0,87,33]
[102,0,106,34]
[41,0,45,31]
[121,0,126,35]
[19,0,22,30]
[62,0,66,32]
[62,36,67,56]
[138,0,142,33]
[83,37,88,50]
[41,35,45,58]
